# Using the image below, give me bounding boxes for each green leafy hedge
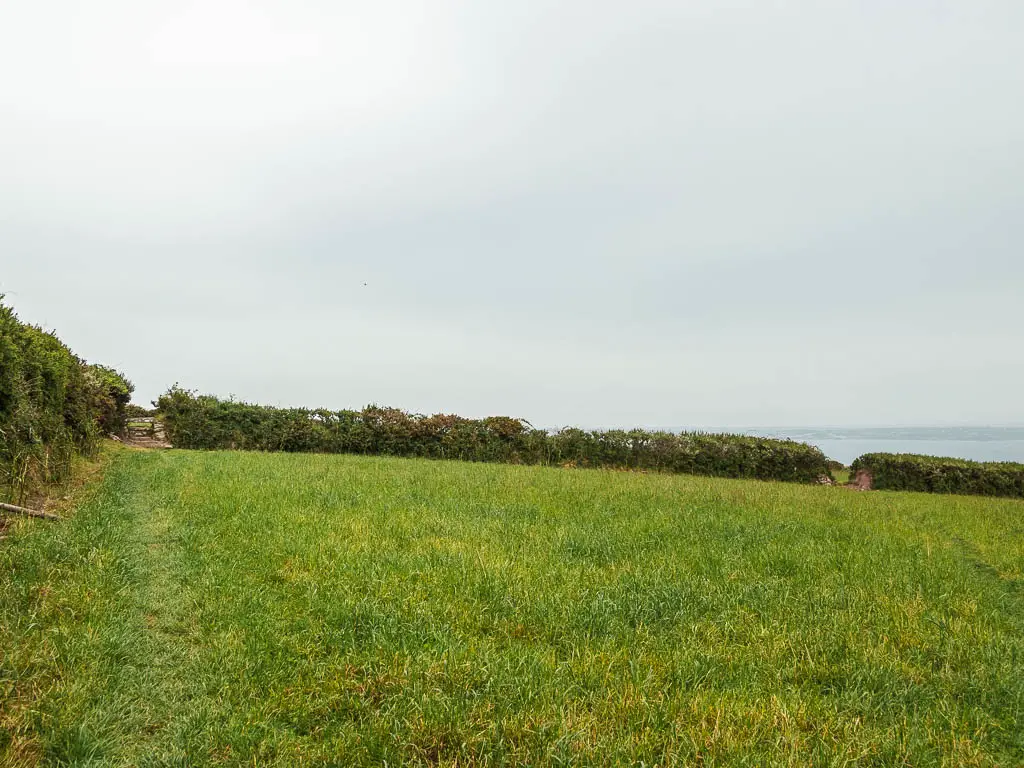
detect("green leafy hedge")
[157,387,831,483]
[850,453,1024,498]
[0,298,133,502]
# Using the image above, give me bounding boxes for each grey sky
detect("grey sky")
[2,1,1022,428]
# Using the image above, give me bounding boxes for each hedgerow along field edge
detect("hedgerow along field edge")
[2,449,1022,766]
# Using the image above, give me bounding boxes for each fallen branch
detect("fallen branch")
[0,502,62,521]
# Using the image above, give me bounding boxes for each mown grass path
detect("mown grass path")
[2,450,1023,766]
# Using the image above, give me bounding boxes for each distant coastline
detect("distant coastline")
[740,427,1024,465]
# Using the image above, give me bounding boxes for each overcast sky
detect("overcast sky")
[2,1,1022,428]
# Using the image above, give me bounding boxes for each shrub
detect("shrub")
[157,387,831,484]
[0,298,133,502]
[126,404,157,419]
[850,453,1024,499]
[84,364,134,436]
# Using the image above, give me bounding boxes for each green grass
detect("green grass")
[2,450,1023,766]
[832,468,851,485]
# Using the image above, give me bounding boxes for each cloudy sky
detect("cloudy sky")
[2,0,1022,428]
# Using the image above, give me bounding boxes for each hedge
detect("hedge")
[0,298,133,502]
[157,387,832,484]
[850,452,1024,499]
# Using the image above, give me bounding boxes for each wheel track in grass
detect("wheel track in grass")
[950,536,1024,620]
[121,449,207,764]
[0,448,199,765]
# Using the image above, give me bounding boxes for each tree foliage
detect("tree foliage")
[0,298,133,501]
[851,453,1024,498]
[158,387,831,483]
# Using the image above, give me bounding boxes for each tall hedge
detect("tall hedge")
[851,453,1024,499]
[0,298,133,502]
[157,387,831,483]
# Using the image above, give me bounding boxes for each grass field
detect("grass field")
[2,449,1023,766]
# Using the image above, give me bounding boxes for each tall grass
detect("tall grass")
[2,450,1022,765]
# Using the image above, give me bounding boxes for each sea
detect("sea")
[735,427,1024,466]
